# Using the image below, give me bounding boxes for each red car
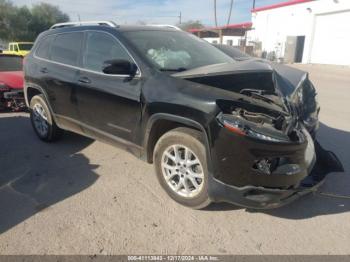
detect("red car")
[0,54,26,111]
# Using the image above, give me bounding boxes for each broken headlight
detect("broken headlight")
[217,113,290,143]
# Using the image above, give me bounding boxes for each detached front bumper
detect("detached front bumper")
[208,141,343,209]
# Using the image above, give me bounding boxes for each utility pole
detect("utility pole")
[253,0,256,9]
[214,0,218,27]
[179,12,182,24]
[227,0,234,25]
[77,14,81,24]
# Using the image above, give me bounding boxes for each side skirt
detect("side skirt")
[55,114,143,158]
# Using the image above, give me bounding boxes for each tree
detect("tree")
[8,6,33,40]
[0,0,16,40]
[0,0,69,42]
[177,20,205,31]
[29,3,70,39]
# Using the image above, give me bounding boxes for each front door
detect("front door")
[76,31,142,143]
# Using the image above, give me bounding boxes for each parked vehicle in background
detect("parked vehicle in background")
[0,44,5,53]
[3,42,34,57]
[0,54,26,111]
[24,21,343,209]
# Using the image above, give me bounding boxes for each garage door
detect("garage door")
[310,11,350,65]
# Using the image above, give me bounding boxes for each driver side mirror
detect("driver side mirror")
[102,59,138,76]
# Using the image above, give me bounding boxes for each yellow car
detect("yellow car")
[3,42,34,56]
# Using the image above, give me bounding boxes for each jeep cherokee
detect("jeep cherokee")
[24,21,343,209]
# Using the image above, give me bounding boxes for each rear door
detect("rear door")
[76,30,142,143]
[42,32,84,121]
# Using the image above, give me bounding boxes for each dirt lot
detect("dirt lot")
[0,64,349,255]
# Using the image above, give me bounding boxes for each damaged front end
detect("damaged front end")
[207,140,344,209]
[0,84,26,112]
[173,60,343,208]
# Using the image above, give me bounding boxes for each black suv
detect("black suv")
[24,22,343,209]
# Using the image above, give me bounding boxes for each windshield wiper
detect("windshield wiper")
[160,67,187,72]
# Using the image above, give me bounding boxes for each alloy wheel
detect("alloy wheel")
[161,144,204,198]
[32,103,49,137]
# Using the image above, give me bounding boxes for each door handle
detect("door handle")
[40,67,48,73]
[78,76,91,84]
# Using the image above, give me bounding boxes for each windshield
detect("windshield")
[18,43,33,51]
[214,44,251,61]
[123,30,234,71]
[0,56,23,71]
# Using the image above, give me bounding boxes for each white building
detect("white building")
[203,34,244,46]
[188,22,253,48]
[249,0,350,65]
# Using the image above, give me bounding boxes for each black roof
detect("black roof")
[36,24,183,43]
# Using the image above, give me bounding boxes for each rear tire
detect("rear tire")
[153,127,211,209]
[30,94,63,142]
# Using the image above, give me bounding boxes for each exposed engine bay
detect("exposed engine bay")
[173,60,320,144]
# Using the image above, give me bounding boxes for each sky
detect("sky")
[12,0,284,26]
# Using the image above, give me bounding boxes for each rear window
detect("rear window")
[36,35,55,59]
[51,32,83,66]
[0,56,23,72]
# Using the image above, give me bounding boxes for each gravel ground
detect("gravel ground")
[0,64,349,255]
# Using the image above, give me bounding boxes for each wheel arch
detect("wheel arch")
[26,86,42,105]
[25,83,59,124]
[143,113,212,171]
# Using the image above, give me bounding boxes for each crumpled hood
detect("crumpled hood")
[173,60,274,77]
[0,71,24,89]
[172,59,319,136]
[173,59,307,97]
[268,61,308,97]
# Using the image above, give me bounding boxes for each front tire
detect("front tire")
[30,94,63,142]
[153,127,211,209]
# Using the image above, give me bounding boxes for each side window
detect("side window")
[10,44,13,51]
[51,32,83,66]
[36,35,54,59]
[14,44,19,52]
[83,31,132,73]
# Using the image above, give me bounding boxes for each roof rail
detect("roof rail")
[147,24,181,30]
[50,21,117,30]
